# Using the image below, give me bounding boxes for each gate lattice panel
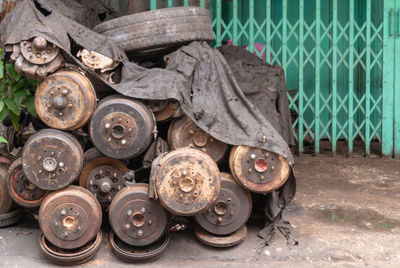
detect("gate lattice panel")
[149,0,392,157]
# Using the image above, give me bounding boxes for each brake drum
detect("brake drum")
[89,96,155,159]
[109,183,168,247]
[154,101,176,122]
[35,70,97,130]
[110,231,170,263]
[22,129,84,191]
[229,146,290,193]
[39,186,102,250]
[168,116,228,163]
[79,157,128,207]
[155,148,221,216]
[195,224,247,248]
[7,158,49,208]
[194,172,251,235]
[0,165,13,214]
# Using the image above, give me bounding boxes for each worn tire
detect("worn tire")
[93,7,214,55]
[0,209,22,228]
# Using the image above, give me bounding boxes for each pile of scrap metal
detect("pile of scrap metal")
[0,0,296,265]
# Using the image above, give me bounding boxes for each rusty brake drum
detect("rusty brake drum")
[39,186,102,250]
[39,231,102,266]
[229,146,290,193]
[35,70,97,130]
[79,157,128,207]
[7,158,49,208]
[155,148,221,216]
[89,95,155,159]
[109,183,168,247]
[110,231,170,263]
[22,129,84,191]
[0,165,13,214]
[194,172,252,235]
[145,100,177,122]
[168,116,228,163]
[195,224,247,248]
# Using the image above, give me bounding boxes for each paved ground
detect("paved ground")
[1,156,400,267]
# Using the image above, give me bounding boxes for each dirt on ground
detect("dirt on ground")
[1,156,399,267]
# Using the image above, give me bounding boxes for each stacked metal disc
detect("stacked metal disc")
[0,37,292,264]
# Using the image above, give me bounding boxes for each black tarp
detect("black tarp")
[0,0,297,244]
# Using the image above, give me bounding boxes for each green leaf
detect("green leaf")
[6,63,21,80]
[10,112,19,130]
[25,95,37,117]
[14,91,26,105]
[0,107,8,122]
[0,136,7,144]
[28,79,39,87]
[4,97,20,116]
[0,61,3,79]
[0,99,4,112]
[11,78,26,92]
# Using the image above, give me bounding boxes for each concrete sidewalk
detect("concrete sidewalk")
[1,156,399,267]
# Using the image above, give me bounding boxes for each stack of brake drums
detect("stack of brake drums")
[0,6,291,265]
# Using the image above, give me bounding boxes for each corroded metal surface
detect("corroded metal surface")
[168,116,228,163]
[77,49,118,72]
[83,147,103,164]
[6,158,48,208]
[39,186,102,250]
[143,100,167,113]
[20,37,59,65]
[154,101,176,122]
[35,70,97,130]
[39,231,102,265]
[22,129,84,191]
[229,146,290,193]
[0,165,13,214]
[155,148,221,216]
[79,157,128,207]
[194,224,247,248]
[110,231,170,263]
[7,40,64,80]
[109,183,168,247]
[89,95,155,159]
[194,172,252,235]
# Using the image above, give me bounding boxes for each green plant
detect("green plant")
[0,47,38,131]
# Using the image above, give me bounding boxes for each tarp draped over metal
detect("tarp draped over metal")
[0,0,297,243]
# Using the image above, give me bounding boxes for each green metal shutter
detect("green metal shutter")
[151,0,395,157]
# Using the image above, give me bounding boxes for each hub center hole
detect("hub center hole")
[193,133,208,147]
[63,216,77,230]
[111,124,125,139]
[214,201,228,216]
[24,179,36,191]
[179,177,194,193]
[132,212,145,228]
[254,158,268,173]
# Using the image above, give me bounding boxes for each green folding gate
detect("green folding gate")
[149,0,397,157]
